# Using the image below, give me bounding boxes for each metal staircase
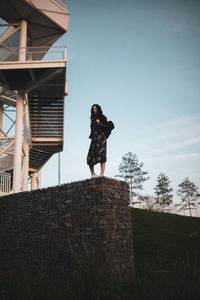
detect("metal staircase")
[0,0,70,193]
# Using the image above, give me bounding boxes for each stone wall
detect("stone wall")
[0,177,134,279]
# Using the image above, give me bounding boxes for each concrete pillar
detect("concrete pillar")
[19,20,27,61]
[58,152,60,185]
[13,95,24,193]
[22,103,30,191]
[13,19,27,193]
[37,170,41,189]
[0,102,3,153]
[31,173,37,190]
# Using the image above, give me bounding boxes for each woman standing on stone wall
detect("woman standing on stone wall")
[87,104,114,178]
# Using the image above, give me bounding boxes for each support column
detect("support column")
[13,20,27,193]
[37,170,41,189]
[31,173,36,190]
[19,20,27,61]
[22,102,30,191]
[13,95,24,193]
[0,102,3,153]
[58,152,60,185]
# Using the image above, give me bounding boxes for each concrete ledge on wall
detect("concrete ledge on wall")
[0,176,134,279]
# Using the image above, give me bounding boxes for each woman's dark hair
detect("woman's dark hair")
[90,104,103,121]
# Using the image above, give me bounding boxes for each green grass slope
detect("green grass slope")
[131,208,200,273]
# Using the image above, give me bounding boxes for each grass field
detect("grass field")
[131,208,200,273]
[1,208,200,299]
[131,208,200,300]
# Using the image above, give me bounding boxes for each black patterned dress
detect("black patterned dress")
[87,115,107,166]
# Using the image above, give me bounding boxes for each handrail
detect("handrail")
[0,171,11,194]
[0,46,67,62]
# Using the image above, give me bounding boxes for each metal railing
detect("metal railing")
[53,0,66,9]
[0,46,67,62]
[0,171,11,195]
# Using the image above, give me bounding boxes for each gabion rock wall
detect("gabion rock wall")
[0,177,134,278]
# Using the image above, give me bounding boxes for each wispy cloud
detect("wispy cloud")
[127,113,200,160]
[144,152,200,163]
[166,136,200,151]
[164,7,200,34]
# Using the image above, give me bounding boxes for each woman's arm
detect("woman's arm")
[97,115,108,127]
[89,123,92,138]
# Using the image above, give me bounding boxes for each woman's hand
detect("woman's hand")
[96,119,100,125]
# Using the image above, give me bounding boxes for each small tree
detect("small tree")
[116,152,149,206]
[154,173,173,210]
[139,194,155,211]
[177,177,199,216]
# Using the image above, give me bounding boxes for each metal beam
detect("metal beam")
[28,68,36,83]
[0,140,15,156]
[1,95,16,104]
[32,137,63,142]
[4,151,14,155]
[25,68,63,93]
[3,110,15,122]
[0,136,15,140]
[0,128,7,137]
[0,26,20,46]
[0,24,20,26]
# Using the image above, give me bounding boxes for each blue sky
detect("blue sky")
[41,0,200,201]
[2,0,199,201]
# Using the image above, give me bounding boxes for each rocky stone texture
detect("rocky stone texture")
[0,177,134,278]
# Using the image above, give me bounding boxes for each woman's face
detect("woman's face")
[93,106,97,114]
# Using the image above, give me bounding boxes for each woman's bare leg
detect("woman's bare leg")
[100,162,106,176]
[89,165,95,176]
